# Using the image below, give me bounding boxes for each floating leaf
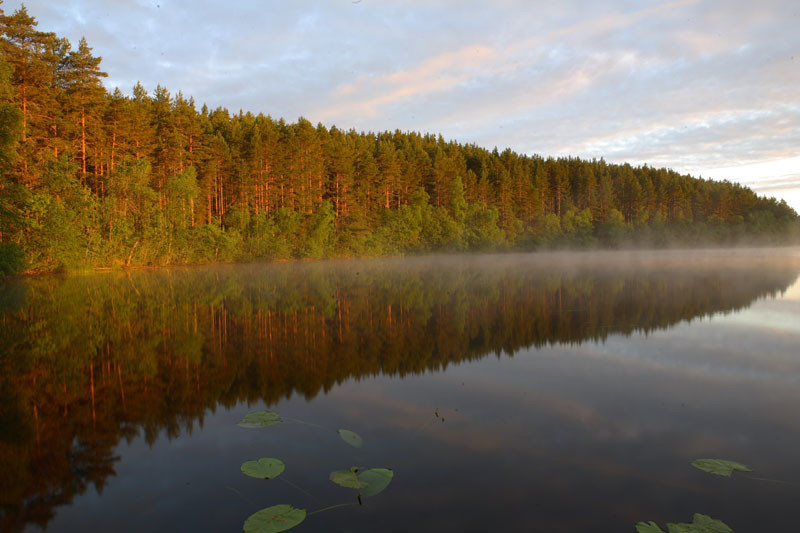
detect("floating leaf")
[243,504,306,533]
[691,459,752,477]
[337,429,363,448]
[238,411,282,428]
[329,467,393,496]
[358,468,394,496]
[241,458,285,479]
[637,514,732,533]
[330,467,366,489]
[668,524,698,533]
[686,514,733,533]
[635,522,666,533]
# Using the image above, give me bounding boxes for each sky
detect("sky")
[7,0,800,211]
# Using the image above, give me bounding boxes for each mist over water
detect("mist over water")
[2,248,800,532]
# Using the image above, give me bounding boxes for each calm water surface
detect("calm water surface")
[2,249,800,532]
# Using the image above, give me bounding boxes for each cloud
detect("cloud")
[316,44,498,121]
[703,156,800,199]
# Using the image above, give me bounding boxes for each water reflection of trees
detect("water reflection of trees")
[1,254,797,531]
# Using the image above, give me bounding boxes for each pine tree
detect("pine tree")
[0,55,23,248]
[0,5,56,185]
[62,37,107,186]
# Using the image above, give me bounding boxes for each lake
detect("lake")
[2,248,800,532]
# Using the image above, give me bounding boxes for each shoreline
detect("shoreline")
[6,242,800,279]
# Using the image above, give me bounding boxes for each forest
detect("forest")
[0,4,798,275]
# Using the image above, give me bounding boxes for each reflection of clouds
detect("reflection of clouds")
[575,322,800,387]
[327,378,693,492]
[322,331,800,499]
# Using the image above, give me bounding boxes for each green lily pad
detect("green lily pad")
[667,514,733,532]
[337,429,363,448]
[243,504,306,533]
[358,468,394,496]
[683,513,733,533]
[238,411,282,428]
[329,467,366,489]
[636,514,732,533]
[635,522,666,533]
[241,458,285,479]
[691,459,752,477]
[329,467,393,496]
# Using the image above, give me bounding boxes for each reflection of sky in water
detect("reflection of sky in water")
[564,277,800,385]
[40,268,800,532]
[719,277,800,333]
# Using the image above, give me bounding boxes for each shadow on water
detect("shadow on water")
[1,249,799,531]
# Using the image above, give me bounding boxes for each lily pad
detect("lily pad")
[691,459,752,477]
[667,513,733,532]
[635,522,665,533]
[243,504,306,533]
[337,429,363,448]
[682,513,733,533]
[636,514,732,533]
[358,468,394,496]
[329,467,366,489]
[241,458,285,479]
[329,467,393,496]
[238,411,282,428]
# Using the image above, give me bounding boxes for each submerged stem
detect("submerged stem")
[743,474,800,487]
[224,485,255,506]
[283,416,326,430]
[307,502,355,516]
[279,476,321,502]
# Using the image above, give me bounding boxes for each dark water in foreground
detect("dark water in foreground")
[2,249,800,532]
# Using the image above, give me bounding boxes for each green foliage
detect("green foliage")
[224,205,250,234]
[109,158,156,209]
[529,213,561,248]
[598,208,628,246]
[635,513,733,533]
[329,468,366,489]
[0,59,22,170]
[247,208,301,260]
[241,458,285,479]
[464,203,504,249]
[0,242,24,275]
[299,201,334,259]
[329,467,394,496]
[0,183,27,238]
[190,223,241,263]
[336,429,363,448]
[243,504,306,533]
[636,521,667,533]
[370,188,429,254]
[166,167,200,230]
[421,207,463,250]
[562,208,595,246]
[357,468,394,497]
[448,174,467,225]
[690,459,752,477]
[270,209,301,258]
[23,157,97,271]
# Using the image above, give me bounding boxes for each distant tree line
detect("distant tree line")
[0,4,797,274]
